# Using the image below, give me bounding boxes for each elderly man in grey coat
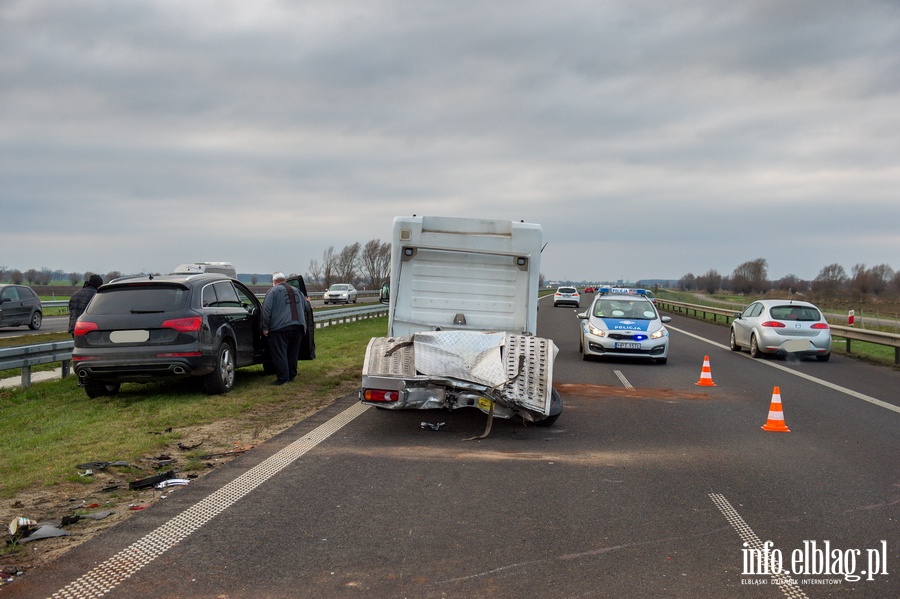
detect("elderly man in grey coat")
[261,272,307,385]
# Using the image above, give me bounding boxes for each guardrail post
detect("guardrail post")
[21,366,33,388]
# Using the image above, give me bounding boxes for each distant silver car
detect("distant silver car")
[323,283,358,304]
[730,299,831,361]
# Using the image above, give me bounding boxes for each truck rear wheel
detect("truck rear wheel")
[533,388,562,427]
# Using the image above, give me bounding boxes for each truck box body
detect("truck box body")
[388,216,542,337]
[360,216,561,425]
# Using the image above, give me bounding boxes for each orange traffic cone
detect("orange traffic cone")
[761,386,790,432]
[695,355,716,386]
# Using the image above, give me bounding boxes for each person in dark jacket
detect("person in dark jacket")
[68,274,103,335]
[261,272,307,385]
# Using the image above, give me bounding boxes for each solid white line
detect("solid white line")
[667,324,900,414]
[613,370,633,389]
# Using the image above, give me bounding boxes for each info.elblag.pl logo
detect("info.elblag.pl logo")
[742,540,889,585]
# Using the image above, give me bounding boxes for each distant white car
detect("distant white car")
[553,286,580,307]
[324,283,358,304]
[730,299,831,361]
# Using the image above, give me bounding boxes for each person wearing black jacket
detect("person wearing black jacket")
[68,274,103,335]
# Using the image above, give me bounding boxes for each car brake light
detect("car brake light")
[73,322,99,336]
[363,389,399,402]
[811,323,829,329]
[161,317,203,332]
[761,321,786,328]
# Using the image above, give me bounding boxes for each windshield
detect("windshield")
[329,284,350,291]
[592,299,657,320]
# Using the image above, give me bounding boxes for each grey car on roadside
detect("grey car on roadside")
[0,284,42,330]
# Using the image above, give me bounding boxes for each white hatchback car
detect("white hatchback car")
[578,290,671,364]
[730,299,831,361]
[553,286,580,307]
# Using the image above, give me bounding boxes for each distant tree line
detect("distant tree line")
[678,259,900,302]
[0,267,121,287]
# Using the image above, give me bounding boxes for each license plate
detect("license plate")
[614,342,641,349]
[110,330,150,343]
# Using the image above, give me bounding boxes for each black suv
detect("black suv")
[0,284,43,330]
[73,274,270,398]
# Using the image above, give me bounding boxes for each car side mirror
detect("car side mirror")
[733,312,742,318]
[661,316,672,323]
[577,312,587,319]
[0,297,9,305]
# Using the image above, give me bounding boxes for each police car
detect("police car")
[577,288,671,364]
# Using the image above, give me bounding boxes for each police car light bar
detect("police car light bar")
[597,287,648,296]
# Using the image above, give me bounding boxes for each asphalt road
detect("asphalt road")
[9,296,899,598]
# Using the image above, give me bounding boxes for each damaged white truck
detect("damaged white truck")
[359,216,563,433]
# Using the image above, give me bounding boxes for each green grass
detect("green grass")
[0,317,387,499]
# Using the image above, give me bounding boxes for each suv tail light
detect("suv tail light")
[73,322,99,336]
[162,317,203,332]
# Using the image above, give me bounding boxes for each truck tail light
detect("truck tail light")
[363,389,399,402]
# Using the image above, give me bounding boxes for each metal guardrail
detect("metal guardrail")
[656,299,900,364]
[0,341,74,388]
[1,304,389,389]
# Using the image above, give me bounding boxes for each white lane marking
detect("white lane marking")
[667,324,900,415]
[51,402,371,599]
[613,370,634,389]
[709,493,809,598]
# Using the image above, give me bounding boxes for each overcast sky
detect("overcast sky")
[2,0,898,284]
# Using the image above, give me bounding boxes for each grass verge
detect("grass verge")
[0,317,385,499]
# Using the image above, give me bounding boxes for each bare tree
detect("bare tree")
[10,269,23,284]
[24,268,39,285]
[320,246,338,289]
[335,243,360,285]
[105,271,121,283]
[306,259,323,291]
[678,273,696,291]
[68,272,82,287]
[774,274,805,294]
[698,269,722,294]
[812,263,847,299]
[731,258,768,294]
[867,264,894,296]
[359,239,391,290]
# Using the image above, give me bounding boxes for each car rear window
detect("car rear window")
[770,305,821,321]
[558,287,577,294]
[87,285,191,315]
